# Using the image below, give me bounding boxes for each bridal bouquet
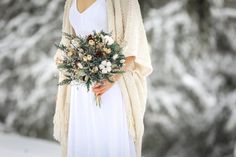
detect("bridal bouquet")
[55,31,126,107]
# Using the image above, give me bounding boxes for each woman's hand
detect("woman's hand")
[92,74,121,96]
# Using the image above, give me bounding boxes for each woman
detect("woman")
[53,0,153,157]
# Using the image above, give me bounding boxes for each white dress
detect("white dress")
[67,0,137,157]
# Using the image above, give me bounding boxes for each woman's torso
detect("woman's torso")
[69,0,108,37]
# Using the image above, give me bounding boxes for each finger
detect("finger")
[93,82,104,89]
[93,87,105,94]
[92,85,101,89]
[93,82,107,90]
[97,91,104,97]
[98,88,107,94]
[97,90,105,96]
[94,89,101,95]
[93,84,100,89]
[94,85,108,93]
[96,92,100,96]
[94,86,105,94]
[93,86,103,92]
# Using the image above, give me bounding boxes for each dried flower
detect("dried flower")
[103,47,111,54]
[87,34,93,41]
[67,50,73,57]
[95,51,103,57]
[87,55,92,61]
[88,39,95,46]
[91,67,98,73]
[83,56,88,62]
[56,58,63,65]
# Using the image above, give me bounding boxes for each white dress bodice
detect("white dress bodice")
[69,0,108,37]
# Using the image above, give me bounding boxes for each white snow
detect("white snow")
[0,133,61,157]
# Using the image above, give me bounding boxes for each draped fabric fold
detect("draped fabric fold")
[52,0,153,157]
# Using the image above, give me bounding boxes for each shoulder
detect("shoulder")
[61,0,73,16]
[119,0,141,12]
[120,0,141,6]
[64,0,73,9]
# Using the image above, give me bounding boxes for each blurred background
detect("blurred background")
[0,0,236,157]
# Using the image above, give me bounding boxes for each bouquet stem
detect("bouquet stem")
[95,94,101,108]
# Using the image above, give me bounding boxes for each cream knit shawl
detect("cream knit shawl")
[53,0,153,157]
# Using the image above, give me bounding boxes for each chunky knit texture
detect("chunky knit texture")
[53,0,153,156]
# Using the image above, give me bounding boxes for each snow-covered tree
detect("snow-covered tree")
[143,0,236,157]
[0,0,64,139]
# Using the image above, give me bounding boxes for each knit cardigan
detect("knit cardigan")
[53,0,153,157]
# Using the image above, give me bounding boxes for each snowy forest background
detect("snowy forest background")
[0,0,236,157]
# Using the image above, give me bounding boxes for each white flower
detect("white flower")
[113,54,118,60]
[103,35,114,45]
[78,52,83,58]
[99,60,112,74]
[78,48,84,53]
[88,39,95,46]
[76,62,83,69]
